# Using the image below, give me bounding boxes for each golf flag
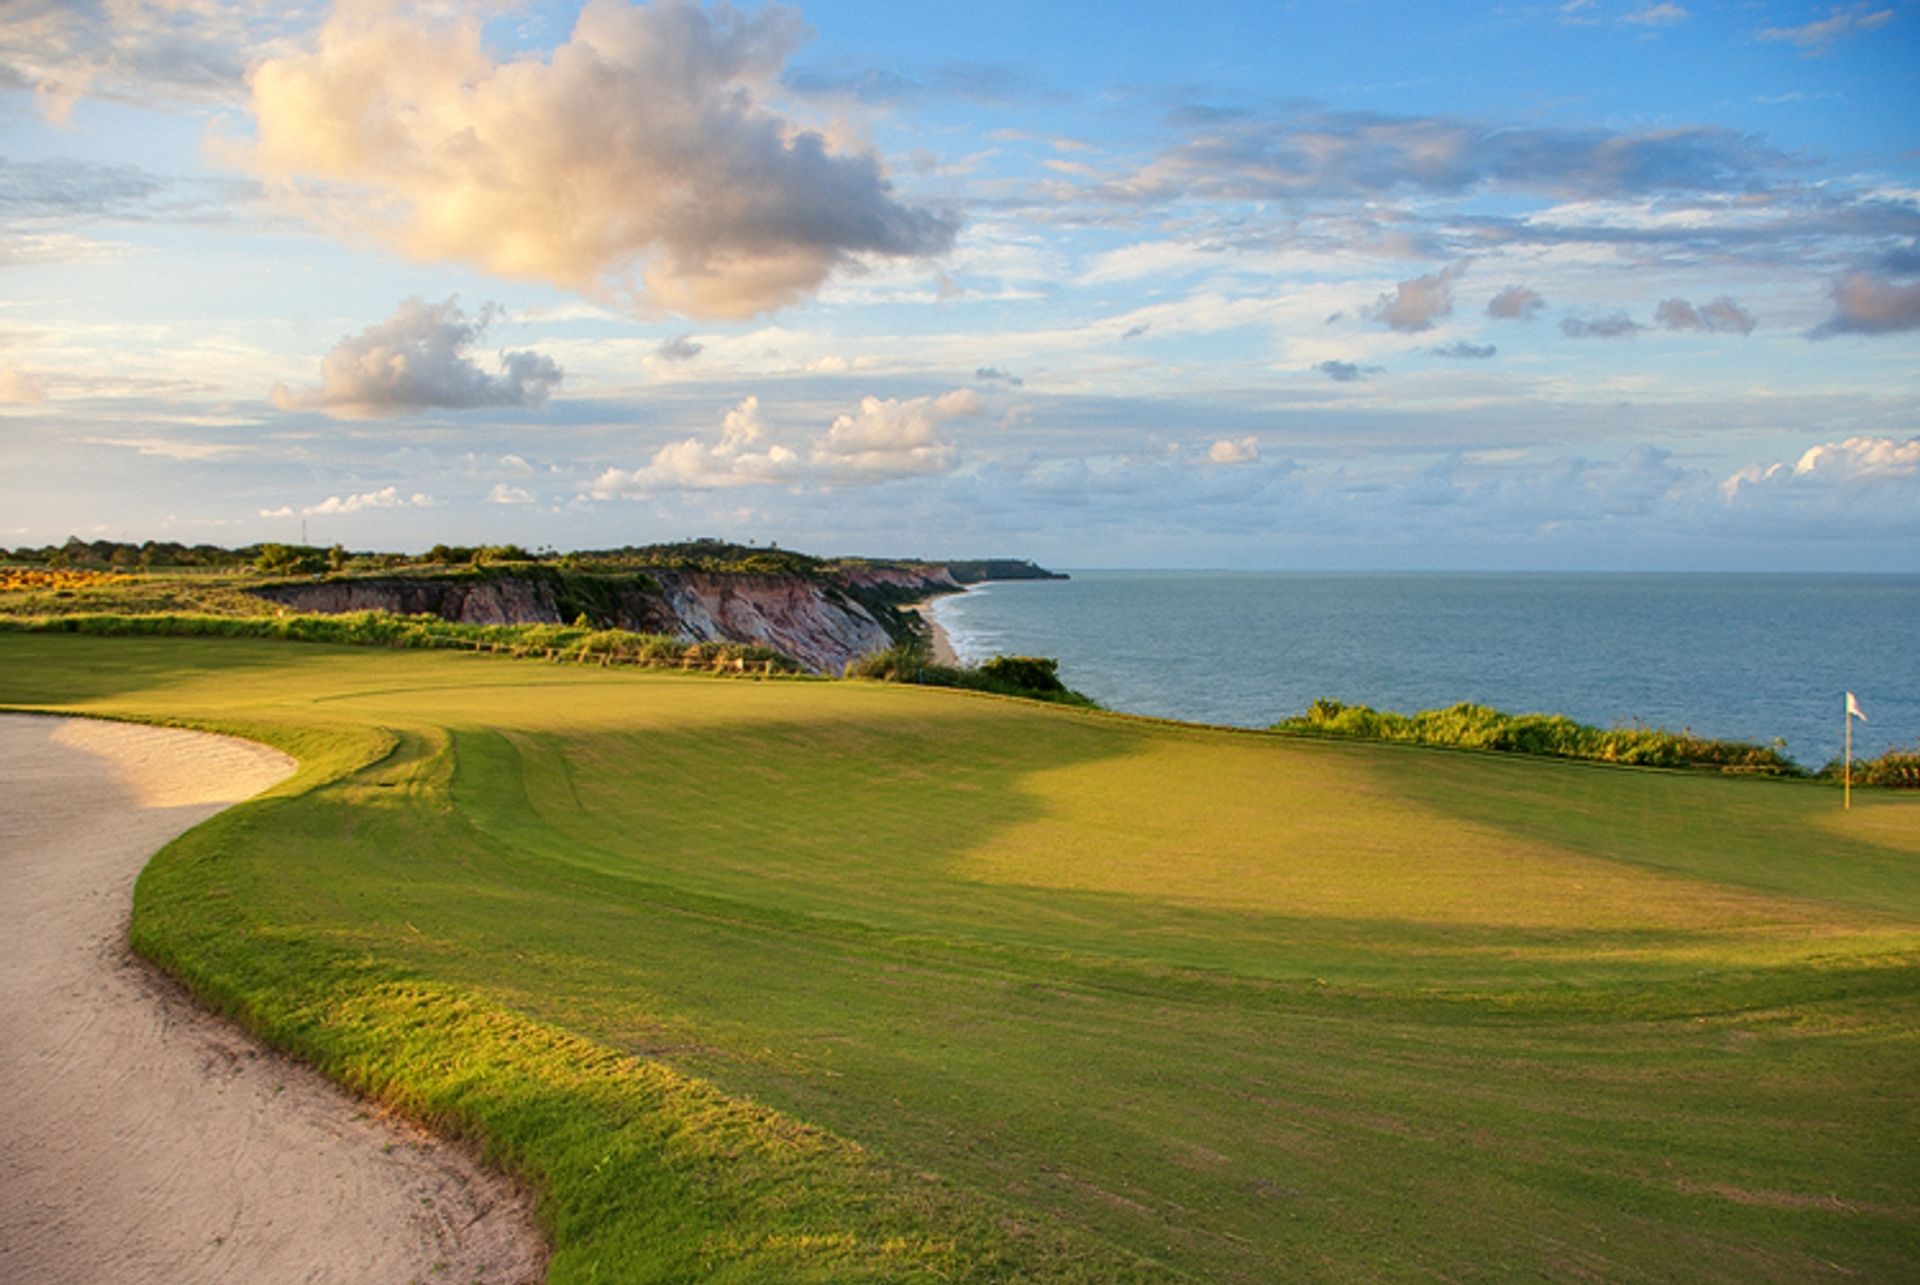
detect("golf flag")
[1847,691,1867,722]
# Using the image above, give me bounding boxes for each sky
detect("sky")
[2,0,1917,569]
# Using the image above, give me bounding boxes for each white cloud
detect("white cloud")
[272,298,561,418]
[590,395,802,495]
[1208,436,1260,464]
[1723,436,1920,498]
[245,0,955,318]
[486,483,536,505]
[301,485,436,516]
[1622,4,1689,28]
[590,387,983,496]
[1757,4,1894,55]
[813,389,982,481]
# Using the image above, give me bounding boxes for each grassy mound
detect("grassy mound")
[4,634,1917,1282]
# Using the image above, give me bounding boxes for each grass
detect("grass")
[4,633,1917,1282]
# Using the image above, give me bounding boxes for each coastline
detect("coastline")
[902,597,963,666]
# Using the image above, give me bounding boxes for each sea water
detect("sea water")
[927,571,1918,768]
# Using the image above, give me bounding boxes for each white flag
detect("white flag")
[1847,691,1867,722]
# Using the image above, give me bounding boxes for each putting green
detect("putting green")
[5,633,1915,1282]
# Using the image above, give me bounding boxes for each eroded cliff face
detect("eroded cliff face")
[247,569,918,674]
[651,571,895,674]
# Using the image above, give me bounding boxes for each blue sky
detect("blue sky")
[2,0,1917,568]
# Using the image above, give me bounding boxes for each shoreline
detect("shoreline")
[902,596,963,666]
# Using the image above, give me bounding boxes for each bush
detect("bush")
[1275,698,1804,777]
[848,645,1094,707]
[1816,746,1920,789]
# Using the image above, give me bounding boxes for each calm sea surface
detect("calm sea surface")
[928,571,1919,767]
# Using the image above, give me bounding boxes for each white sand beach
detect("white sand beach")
[0,714,544,1284]
[903,599,963,666]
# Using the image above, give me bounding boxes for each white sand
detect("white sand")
[0,714,544,1284]
[902,600,963,666]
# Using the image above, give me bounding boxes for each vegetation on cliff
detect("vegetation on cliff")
[847,642,1096,707]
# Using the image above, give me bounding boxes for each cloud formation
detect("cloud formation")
[1654,296,1756,334]
[301,486,436,517]
[974,366,1024,386]
[590,388,983,496]
[1207,436,1260,464]
[1811,272,1920,337]
[1622,4,1689,28]
[1316,360,1379,381]
[1757,4,1894,55]
[1431,342,1497,359]
[247,0,956,317]
[1560,313,1645,338]
[1722,435,1920,500]
[272,298,562,418]
[1106,109,1779,206]
[1487,285,1546,320]
[814,389,982,481]
[1365,262,1466,332]
[656,335,704,363]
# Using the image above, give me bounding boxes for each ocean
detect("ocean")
[926,571,1919,768]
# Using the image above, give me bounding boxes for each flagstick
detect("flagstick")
[1844,695,1852,812]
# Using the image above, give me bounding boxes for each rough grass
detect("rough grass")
[4,633,1917,1283]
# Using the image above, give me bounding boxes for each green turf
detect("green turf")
[5,633,1916,1282]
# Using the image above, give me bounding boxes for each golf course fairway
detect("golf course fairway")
[4,632,1915,1282]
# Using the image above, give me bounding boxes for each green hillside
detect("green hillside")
[4,633,1916,1282]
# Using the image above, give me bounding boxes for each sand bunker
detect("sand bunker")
[0,714,544,1284]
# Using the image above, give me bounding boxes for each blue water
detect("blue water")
[929,571,1919,768]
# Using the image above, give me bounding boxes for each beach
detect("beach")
[903,597,963,666]
[0,714,544,1284]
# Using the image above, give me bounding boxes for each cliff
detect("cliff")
[247,566,916,675]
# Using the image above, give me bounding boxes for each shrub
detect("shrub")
[848,645,1095,707]
[1275,698,1804,777]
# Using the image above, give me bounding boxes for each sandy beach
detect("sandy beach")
[0,714,544,1284]
[903,598,964,666]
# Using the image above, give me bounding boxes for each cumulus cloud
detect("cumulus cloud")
[656,335,704,363]
[272,298,562,418]
[301,486,436,517]
[591,396,802,495]
[1364,262,1467,332]
[1811,272,1920,337]
[1722,436,1920,500]
[975,366,1024,386]
[1431,342,1497,359]
[1654,296,1756,334]
[246,0,956,318]
[1315,359,1381,381]
[1757,4,1894,55]
[814,389,981,481]
[1560,313,1645,338]
[1487,285,1546,320]
[1207,436,1259,464]
[0,368,47,404]
[590,388,982,495]
[486,483,536,505]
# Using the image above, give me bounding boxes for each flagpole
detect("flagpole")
[1844,694,1852,812]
